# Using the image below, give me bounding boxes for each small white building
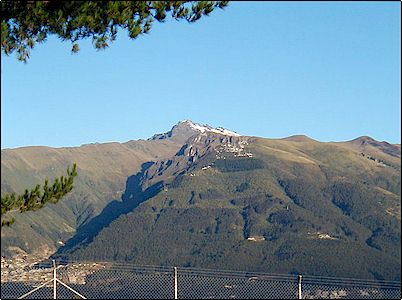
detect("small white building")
[247,236,265,242]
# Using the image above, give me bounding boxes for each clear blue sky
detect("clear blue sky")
[1,2,400,149]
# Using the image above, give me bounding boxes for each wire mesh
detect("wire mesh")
[1,259,401,299]
[1,281,53,299]
[176,267,298,299]
[1,260,54,299]
[55,261,174,299]
[300,278,402,299]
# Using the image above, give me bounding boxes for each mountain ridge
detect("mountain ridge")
[52,124,400,280]
[1,120,400,280]
[2,120,400,150]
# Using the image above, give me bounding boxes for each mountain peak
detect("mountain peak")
[282,135,316,142]
[351,136,376,144]
[149,120,240,143]
[347,136,401,158]
[178,120,240,136]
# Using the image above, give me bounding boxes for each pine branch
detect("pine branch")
[1,1,230,62]
[1,163,78,227]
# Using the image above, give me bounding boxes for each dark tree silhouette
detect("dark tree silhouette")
[1,164,77,226]
[1,1,229,62]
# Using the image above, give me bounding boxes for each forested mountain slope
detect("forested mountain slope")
[53,130,400,280]
[1,123,201,256]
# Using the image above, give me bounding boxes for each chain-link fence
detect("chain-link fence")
[1,259,401,299]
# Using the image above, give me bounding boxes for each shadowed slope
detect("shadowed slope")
[63,134,400,280]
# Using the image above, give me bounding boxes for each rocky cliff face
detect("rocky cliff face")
[0,120,243,257]
[142,132,253,190]
[149,120,240,143]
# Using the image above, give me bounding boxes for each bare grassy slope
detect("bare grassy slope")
[1,139,182,256]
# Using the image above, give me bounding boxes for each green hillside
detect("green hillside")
[56,133,400,280]
[1,139,182,256]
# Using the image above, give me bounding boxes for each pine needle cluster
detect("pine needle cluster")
[1,1,229,62]
[1,164,78,226]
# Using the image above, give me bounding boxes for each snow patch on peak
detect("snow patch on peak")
[210,127,240,137]
[179,120,240,137]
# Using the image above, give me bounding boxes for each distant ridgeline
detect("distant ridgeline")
[1,121,401,281]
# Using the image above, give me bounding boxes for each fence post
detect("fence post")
[298,275,302,299]
[174,267,178,300]
[53,260,57,299]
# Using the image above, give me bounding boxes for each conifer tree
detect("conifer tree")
[1,1,229,62]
